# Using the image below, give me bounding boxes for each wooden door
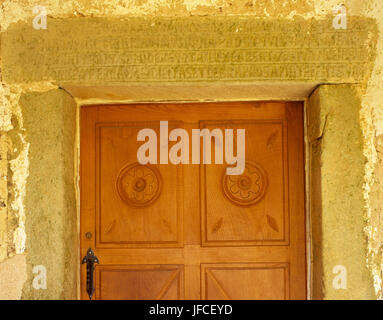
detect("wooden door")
[80,102,306,300]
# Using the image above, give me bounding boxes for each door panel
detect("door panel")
[96,121,183,247]
[201,263,289,300]
[96,265,184,300]
[80,102,306,300]
[201,120,287,246]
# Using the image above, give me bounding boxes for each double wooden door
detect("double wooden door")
[80,101,306,300]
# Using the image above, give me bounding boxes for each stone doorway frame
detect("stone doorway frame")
[19,82,375,300]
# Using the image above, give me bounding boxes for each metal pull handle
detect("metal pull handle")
[82,248,99,300]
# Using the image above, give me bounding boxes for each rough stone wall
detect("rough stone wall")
[0,0,383,300]
[19,89,77,300]
[308,85,376,300]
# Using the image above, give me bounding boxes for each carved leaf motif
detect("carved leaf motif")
[267,131,278,148]
[105,219,116,234]
[266,215,279,232]
[212,218,223,234]
[161,219,173,234]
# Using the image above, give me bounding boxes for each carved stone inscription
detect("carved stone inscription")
[2,17,376,83]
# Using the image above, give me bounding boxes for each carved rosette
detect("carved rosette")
[116,163,162,208]
[222,161,268,206]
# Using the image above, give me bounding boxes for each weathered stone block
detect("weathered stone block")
[1,16,377,85]
[308,84,376,300]
[19,89,77,300]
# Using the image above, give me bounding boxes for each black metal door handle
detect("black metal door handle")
[82,248,99,300]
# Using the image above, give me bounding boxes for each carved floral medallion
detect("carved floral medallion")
[116,163,162,207]
[222,161,267,206]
